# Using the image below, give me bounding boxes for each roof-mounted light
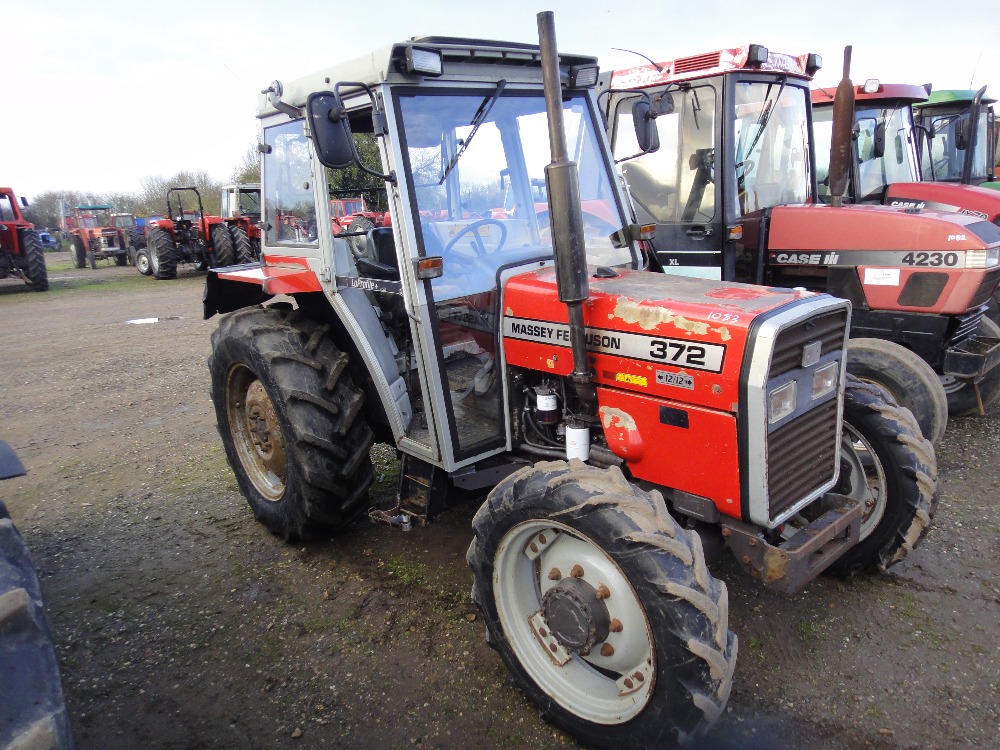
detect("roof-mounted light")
[746,44,769,67]
[806,53,822,76]
[569,64,600,88]
[404,46,443,77]
[863,78,881,94]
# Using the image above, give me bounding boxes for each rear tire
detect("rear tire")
[70,238,86,269]
[939,317,1000,417]
[114,253,128,266]
[211,225,236,267]
[19,231,48,291]
[846,337,948,445]
[209,305,375,540]
[0,502,75,750]
[468,461,736,749]
[825,375,938,576]
[230,224,258,263]
[148,227,177,280]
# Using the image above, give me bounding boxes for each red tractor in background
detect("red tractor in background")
[65,204,129,268]
[601,44,1000,447]
[0,187,47,292]
[219,183,262,263]
[144,187,249,280]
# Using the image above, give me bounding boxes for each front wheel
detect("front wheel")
[69,238,87,269]
[825,376,938,576]
[209,305,375,541]
[135,250,152,276]
[939,317,1000,417]
[19,230,48,291]
[468,461,736,749]
[847,337,948,446]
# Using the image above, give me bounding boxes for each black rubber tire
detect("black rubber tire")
[846,337,948,446]
[135,250,152,276]
[467,460,737,749]
[209,305,375,541]
[0,502,75,750]
[940,317,1000,417]
[114,253,128,266]
[19,231,48,291]
[147,227,177,280]
[69,238,86,269]
[211,225,236,267]
[825,375,939,576]
[229,224,258,264]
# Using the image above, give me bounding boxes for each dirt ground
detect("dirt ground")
[1,251,998,749]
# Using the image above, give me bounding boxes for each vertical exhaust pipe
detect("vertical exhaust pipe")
[828,46,855,207]
[537,11,595,457]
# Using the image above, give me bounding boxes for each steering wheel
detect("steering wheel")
[442,219,507,258]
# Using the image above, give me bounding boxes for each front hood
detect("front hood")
[885,182,1000,222]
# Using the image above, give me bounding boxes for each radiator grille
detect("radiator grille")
[969,267,1000,309]
[766,397,840,521]
[769,308,849,378]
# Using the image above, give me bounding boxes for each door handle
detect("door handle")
[686,226,713,238]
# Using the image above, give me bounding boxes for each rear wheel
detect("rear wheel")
[19,231,48,291]
[230,224,258,263]
[135,250,152,276]
[825,376,938,576]
[468,461,736,749]
[846,337,948,445]
[147,227,177,280]
[211,225,236,267]
[939,317,1000,417]
[209,305,375,540]
[114,253,128,266]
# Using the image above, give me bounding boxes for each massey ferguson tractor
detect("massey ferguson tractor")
[202,17,936,748]
[0,187,47,292]
[600,45,1000,447]
[144,187,245,279]
[65,204,129,268]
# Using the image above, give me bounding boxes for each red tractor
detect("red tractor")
[144,187,244,280]
[219,183,262,263]
[0,187,47,291]
[65,204,129,268]
[601,44,1000,447]
[202,21,936,748]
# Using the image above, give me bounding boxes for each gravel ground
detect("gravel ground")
[0,252,997,749]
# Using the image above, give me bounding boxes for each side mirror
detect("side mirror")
[306,91,357,169]
[873,122,886,159]
[955,115,969,151]
[654,91,674,116]
[632,97,660,154]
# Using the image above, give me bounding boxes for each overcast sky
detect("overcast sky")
[5,0,998,202]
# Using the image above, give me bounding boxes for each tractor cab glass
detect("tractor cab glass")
[922,109,992,182]
[732,81,811,215]
[262,121,319,246]
[814,103,919,202]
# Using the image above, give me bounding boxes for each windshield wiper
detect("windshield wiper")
[737,76,787,176]
[439,79,507,185]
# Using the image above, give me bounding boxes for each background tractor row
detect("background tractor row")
[63,204,130,269]
[201,19,936,748]
[0,187,47,292]
[600,44,1000,447]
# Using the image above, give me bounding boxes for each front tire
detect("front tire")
[230,224,258,264]
[69,238,86,269]
[135,250,152,276]
[211,225,236,267]
[147,227,177,280]
[847,337,948,445]
[939,317,1000,417]
[468,461,736,749]
[209,305,375,541]
[825,376,938,576]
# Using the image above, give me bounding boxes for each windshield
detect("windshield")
[396,88,630,300]
[814,103,919,202]
[922,109,992,182]
[732,81,811,215]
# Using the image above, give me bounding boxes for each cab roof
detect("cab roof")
[812,82,930,106]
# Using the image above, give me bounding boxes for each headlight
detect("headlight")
[768,381,797,424]
[812,361,839,399]
[988,247,1000,267]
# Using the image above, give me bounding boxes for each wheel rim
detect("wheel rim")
[226,364,286,501]
[938,373,967,395]
[840,424,888,541]
[137,253,150,274]
[494,519,654,724]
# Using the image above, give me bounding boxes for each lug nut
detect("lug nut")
[530,542,538,553]
[548,568,562,580]
[623,678,634,689]
[633,671,644,683]
[538,533,547,544]
[539,627,548,637]
[595,584,610,600]
[570,564,584,578]
[600,643,615,657]
[609,619,623,633]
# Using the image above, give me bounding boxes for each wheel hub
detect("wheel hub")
[541,576,610,654]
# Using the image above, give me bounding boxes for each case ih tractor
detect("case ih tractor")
[144,187,245,279]
[202,17,936,748]
[600,45,1000,446]
[0,187,47,292]
[65,204,129,268]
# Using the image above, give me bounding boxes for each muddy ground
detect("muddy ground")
[0,252,997,749]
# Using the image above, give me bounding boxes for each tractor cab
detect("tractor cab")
[913,88,998,188]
